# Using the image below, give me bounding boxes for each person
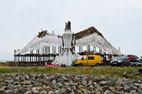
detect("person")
[65,21,71,31]
[65,22,68,31]
[68,21,71,30]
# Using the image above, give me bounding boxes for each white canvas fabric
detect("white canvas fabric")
[52,30,80,66]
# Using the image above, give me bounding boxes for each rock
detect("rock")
[33,82,42,87]
[0,82,6,86]
[40,90,47,94]
[20,77,25,81]
[47,76,55,82]
[1,73,142,94]
[82,80,87,85]
[139,84,142,89]
[5,79,13,83]
[6,84,15,90]
[130,85,137,90]
[24,91,32,94]
[37,87,43,91]
[0,87,5,92]
[69,85,76,90]
[62,76,68,81]
[108,86,115,91]
[113,91,124,94]
[13,89,19,93]
[15,76,20,81]
[94,90,101,94]
[102,86,109,92]
[124,85,131,92]
[66,87,72,93]
[137,89,142,94]
[48,91,55,94]
[13,82,19,85]
[5,90,13,94]
[134,83,139,87]
[0,76,5,82]
[25,74,30,80]
[32,87,39,94]
[54,90,62,94]
[104,90,110,94]
[88,85,94,91]
[115,85,123,91]
[42,80,48,84]
[19,88,28,94]
[21,80,31,85]
[82,89,88,94]
[100,81,107,86]
[108,80,115,86]
[51,79,56,84]
[130,90,137,94]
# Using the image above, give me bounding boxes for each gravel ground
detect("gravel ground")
[0,73,142,94]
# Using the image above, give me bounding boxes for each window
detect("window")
[88,56,94,60]
[82,57,87,60]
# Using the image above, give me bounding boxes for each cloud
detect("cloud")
[0,0,142,60]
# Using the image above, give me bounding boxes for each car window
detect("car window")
[77,57,82,60]
[88,56,94,60]
[123,57,129,60]
[82,57,87,60]
[114,56,128,60]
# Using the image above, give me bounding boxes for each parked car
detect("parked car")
[130,59,142,66]
[72,55,103,66]
[138,59,142,63]
[111,56,130,67]
[45,62,60,67]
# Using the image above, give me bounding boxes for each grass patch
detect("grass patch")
[0,67,142,78]
[0,62,7,67]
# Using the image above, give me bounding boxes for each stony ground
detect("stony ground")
[0,73,142,94]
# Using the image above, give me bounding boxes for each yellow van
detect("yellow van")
[73,55,103,66]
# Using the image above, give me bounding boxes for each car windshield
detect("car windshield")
[73,57,82,63]
[76,57,82,60]
[114,56,127,60]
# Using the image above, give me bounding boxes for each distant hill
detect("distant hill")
[0,60,12,63]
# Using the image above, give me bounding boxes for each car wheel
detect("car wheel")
[127,64,130,67]
[96,63,100,66]
[130,63,133,67]
[111,64,114,67]
[121,63,124,67]
[79,63,83,66]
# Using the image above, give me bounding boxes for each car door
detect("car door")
[88,56,95,66]
[81,57,88,66]
[123,58,130,66]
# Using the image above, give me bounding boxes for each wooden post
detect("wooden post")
[58,46,62,54]
[36,56,37,63]
[93,46,96,54]
[23,56,25,66]
[52,46,56,54]
[99,48,102,54]
[14,50,16,63]
[30,56,31,62]
[21,56,22,66]
[17,56,19,66]
[47,46,50,54]
[40,56,41,66]
[87,45,90,52]
[36,49,39,54]
[79,46,83,53]
[19,56,20,66]
[41,47,43,54]
[42,47,44,54]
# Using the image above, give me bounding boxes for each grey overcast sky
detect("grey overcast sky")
[0,0,142,60]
